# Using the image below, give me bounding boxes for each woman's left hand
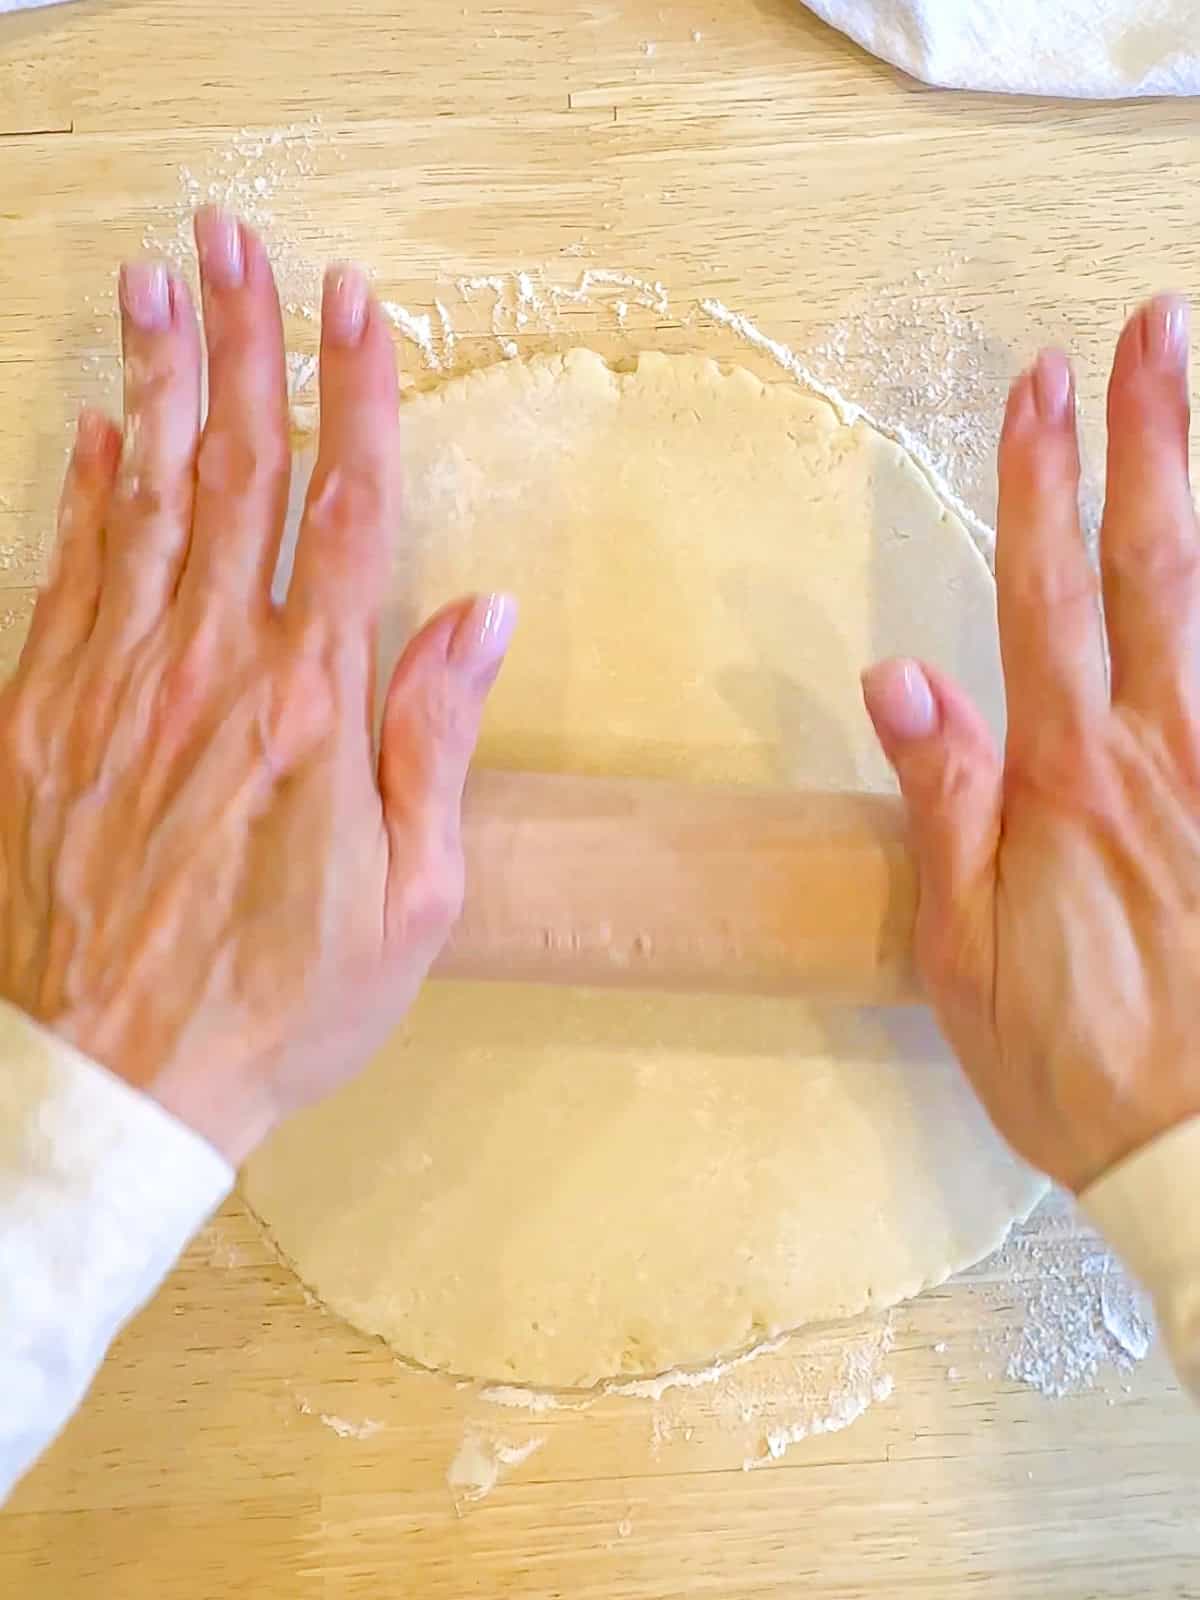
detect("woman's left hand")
[0,208,514,1165]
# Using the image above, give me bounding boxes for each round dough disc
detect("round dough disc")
[244,351,1044,1388]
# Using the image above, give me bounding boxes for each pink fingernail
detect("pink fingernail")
[862,660,937,743]
[195,206,245,289]
[1032,349,1072,423]
[1144,294,1190,369]
[119,260,172,332]
[450,593,518,674]
[324,265,369,346]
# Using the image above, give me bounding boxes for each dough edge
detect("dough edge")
[250,348,1045,1390]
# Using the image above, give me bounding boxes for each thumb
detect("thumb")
[861,658,1001,917]
[379,592,517,845]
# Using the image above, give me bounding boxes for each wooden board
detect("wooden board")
[2,0,1200,1593]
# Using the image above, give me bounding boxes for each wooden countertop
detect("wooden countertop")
[2,1,1199,1593]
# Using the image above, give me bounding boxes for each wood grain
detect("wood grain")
[2,0,1200,1593]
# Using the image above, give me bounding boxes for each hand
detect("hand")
[864,296,1200,1194]
[0,208,514,1166]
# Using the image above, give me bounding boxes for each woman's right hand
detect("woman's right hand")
[865,296,1200,1193]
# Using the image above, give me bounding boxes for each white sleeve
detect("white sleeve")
[0,1000,233,1501]
[1081,1117,1200,1397]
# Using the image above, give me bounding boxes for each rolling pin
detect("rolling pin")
[435,770,920,1004]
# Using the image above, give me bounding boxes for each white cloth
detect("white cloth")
[0,1002,232,1501]
[0,993,1197,1502]
[0,1,74,12]
[802,0,1200,98]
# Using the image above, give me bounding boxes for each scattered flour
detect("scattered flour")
[318,1413,385,1440]
[142,118,330,319]
[698,295,998,564]
[194,1222,254,1269]
[974,1198,1155,1398]
[552,267,669,315]
[380,301,442,371]
[434,298,457,361]
[447,1432,544,1507]
[618,1317,894,1466]
[748,1375,895,1471]
[471,1315,895,1471]
[478,1383,578,1414]
[292,1396,384,1439]
[602,1333,791,1402]
[286,351,319,399]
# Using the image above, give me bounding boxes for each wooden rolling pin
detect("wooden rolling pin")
[435,770,920,1004]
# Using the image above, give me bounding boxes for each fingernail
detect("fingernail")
[862,660,937,743]
[1032,349,1072,423]
[195,206,245,289]
[450,593,518,674]
[119,260,171,332]
[324,265,369,346]
[1144,294,1190,368]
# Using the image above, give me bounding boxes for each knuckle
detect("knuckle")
[267,658,335,765]
[113,471,169,519]
[0,686,42,779]
[152,627,219,740]
[307,464,387,538]
[394,850,465,943]
[123,363,174,421]
[1106,527,1200,591]
[155,658,205,731]
[1012,441,1074,500]
[197,426,290,501]
[1002,556,1099,617]
[415,676,472,749]
[925,743,977,812]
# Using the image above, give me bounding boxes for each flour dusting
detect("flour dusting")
[479,1383,577,1413]
[613,1316,896,1465]
[292,1395,384,1439]
[142,118,330,319]
[470,1315,895,1469]
[603,1333,791,1402]
[748,1374,895,1471]
[447,1432,544,1507]
[972,1197,1155,1398]
[318,1413,384,1440]
[380,301,442,371]
[698,296,997,563]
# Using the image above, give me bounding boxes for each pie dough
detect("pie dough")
[243,350,1045,1388]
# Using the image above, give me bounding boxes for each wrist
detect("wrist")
[39,1007,280,1168]
[148,1067,281,1168]
[1062,1098,1200,1195]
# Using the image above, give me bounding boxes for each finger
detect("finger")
[91,263,202,651]
[287,266,400,632]
[1101,294,1200,715]
[862,658,1001,925]
[18,408,121,673]
[379,593,516,869]
[995,352,1107,751]
[181,208,290,614]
